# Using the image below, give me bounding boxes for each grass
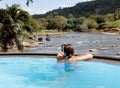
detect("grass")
[32,29,66,35]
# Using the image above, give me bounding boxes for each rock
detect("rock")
[46,34,50,41]
[38,37,43,41]
[29,36,35,40]
[117,38,120,40]
[89,49,98,52]
[117,52,120,55]
[22,42,31,47]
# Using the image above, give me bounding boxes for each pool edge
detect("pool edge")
[0,52,119,61]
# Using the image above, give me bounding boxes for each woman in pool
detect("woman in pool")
[57,44,93,62]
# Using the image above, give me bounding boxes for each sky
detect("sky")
[0,0,92,15]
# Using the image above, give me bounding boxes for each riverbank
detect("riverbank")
[98,28,120,35]
[3,30,120,55]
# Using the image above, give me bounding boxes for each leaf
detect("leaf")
[26,0,33,6]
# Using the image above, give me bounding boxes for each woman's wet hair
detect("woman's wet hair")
[62,44,74,57]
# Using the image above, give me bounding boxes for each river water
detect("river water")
[26,32,120,57]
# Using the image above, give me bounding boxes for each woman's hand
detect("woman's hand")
[56,52,65,60]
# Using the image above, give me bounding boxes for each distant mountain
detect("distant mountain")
[33,0,120,18]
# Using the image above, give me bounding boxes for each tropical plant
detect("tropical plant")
[0,4,31,52]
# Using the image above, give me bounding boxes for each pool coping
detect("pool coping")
[0,52,120,61]
[0,52,56,56]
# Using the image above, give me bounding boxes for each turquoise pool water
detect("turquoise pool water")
[0,57,120,88]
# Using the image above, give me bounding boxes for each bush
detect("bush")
[95,16,105,24]
[75,24,83,32]
[85,18,98,29]
[102,20,120,28]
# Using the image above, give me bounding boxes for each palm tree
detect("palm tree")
[0,4,31,52]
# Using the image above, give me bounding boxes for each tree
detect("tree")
[0,4,31,52]
[52,16,67,31]
[65,14,75,30]
[85,18,98,29]
[74,17,86,32]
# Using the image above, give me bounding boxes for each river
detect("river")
[26,32,120,58]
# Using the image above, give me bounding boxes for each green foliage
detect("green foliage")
[52,16,67,31]
[47,15,67,31]
[95,15,105,24]
[31,19,40,31]
[65,14,75,29]
[21,30,30,37]
[35,18,48,31]
[102,20,120,28]
[104,14,114,22]
[76,17,86,24]
[30,0,120,33]
[85,18,98,29]
[74,24,83,32]
[73,17,87,32]
[78,22,88,32]
[114,8,120,20]
[0,4,32,52]
[47,15,54,29]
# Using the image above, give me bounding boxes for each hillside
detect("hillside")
[33,0,120,18]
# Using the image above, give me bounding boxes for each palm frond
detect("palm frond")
[16,10,31,22]
[0,4,32,52]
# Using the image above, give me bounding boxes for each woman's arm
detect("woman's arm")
[76,54,93,61]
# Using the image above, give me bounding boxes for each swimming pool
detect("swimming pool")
[0,56,120,88]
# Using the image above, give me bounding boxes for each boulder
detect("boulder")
[89,49,98,52]
[117,52,120,55]
[38,37,43,41]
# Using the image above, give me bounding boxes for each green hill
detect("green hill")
[33,0,120,18]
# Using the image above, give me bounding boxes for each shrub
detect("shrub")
[86,18,98,29]
[102,20,120,28]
